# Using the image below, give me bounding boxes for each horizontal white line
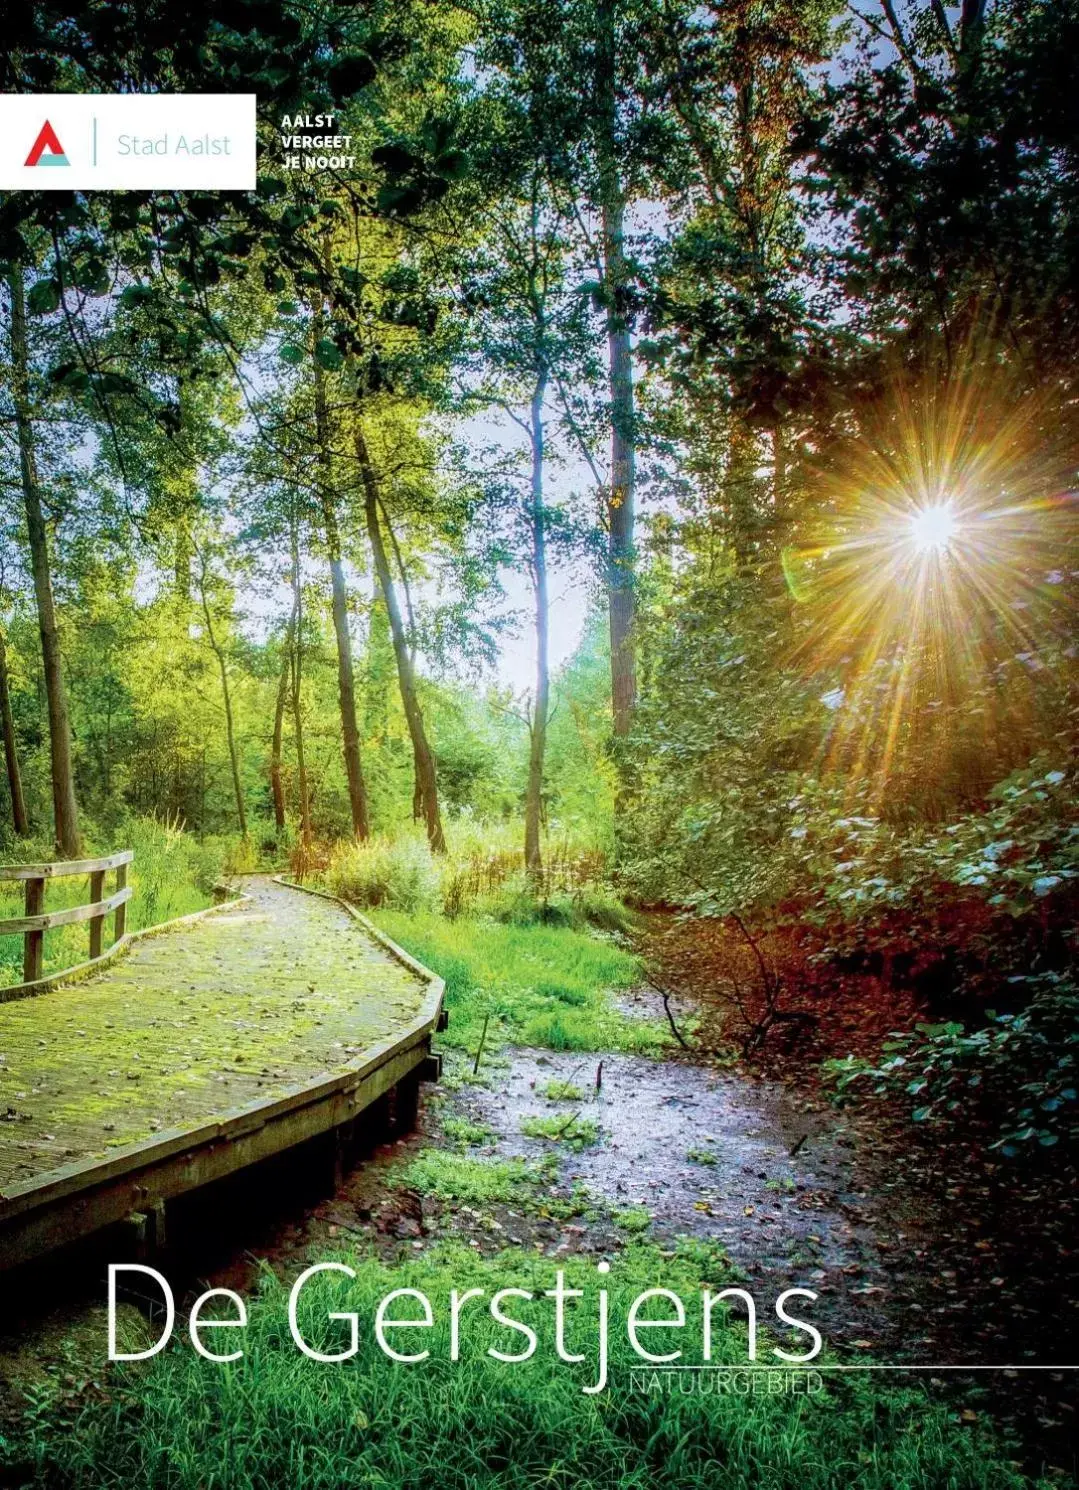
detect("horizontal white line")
[640,1364,1079,1372]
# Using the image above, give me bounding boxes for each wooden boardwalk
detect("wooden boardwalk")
[0,877,443,1270]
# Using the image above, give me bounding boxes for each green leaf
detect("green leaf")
[314,337,343,371]
[27,279,60,315]
[279,343,306,366]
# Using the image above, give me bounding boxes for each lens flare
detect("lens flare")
[908,503,958,553]
[784,365,1078,803]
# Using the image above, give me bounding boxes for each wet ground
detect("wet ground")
[452,1049,891,1332]
[1,968,1075,1480]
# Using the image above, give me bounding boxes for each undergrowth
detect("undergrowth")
[0,817,228,985]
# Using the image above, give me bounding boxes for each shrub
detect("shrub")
[825,969,1079,1155]
[321,822,631,931]
[326,834,442,912]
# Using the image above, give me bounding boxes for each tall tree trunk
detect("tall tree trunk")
[8,269,80,856]
[0,627,29,836]
[289,510,313,845]
[355,426,446,854]
[382,506,425,822]
[313,349,370,840]
[524,370,550,881]
[270,606,292,833]
[196,556,247,839]
[596,0,637,743]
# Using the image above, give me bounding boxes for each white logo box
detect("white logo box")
[0,94,257,190]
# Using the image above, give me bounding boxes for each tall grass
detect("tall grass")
[5,1243,1034,1490]
[320,822,623,931]
[0,817,227,986]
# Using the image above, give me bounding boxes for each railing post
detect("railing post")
[114,860,128,943]
[24,876,44,983]
[89,868,106,960]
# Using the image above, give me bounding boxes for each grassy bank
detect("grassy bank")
[2,1242,1038,1490]
[371,908,656,1055]
[308,825,661,1056]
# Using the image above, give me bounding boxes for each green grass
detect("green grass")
[370,909,661,1055]
[614,1207,653,1234]
[541,1079,585,1102]
[686,1147,718,1166]
[441,1115,496,1148]
[2,1242,1038,1490]
[521,1114,600,1151]
[391,1150,552,1206]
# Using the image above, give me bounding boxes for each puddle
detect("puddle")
[457,1048,895,1348]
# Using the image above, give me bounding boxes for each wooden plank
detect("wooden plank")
[0,1015,435,1218]
[114,859,127,941]
[0,1041,429,1271]
[88,868,105,960]
[0,849,134,882]
[0,892,248,1005]
[0,878,445,1271]
[23,877,43,983]
[0,884,132,936]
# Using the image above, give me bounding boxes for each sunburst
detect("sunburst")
[784,369,1078,802]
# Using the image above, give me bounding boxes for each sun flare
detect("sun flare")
[908,503,959,553]
[781,369,1078,800]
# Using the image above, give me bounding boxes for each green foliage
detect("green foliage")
[789,763,1079,925]
[368,905,654,1056]
[321,823,626,932]
[392,1151,543,1205]
[326,834,443,913]
[441,1114,494,1147]
[826,970,1079,1155]
[520,1113,599,1150]
[540,1078,584,1101]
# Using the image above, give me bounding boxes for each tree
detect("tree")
[288,503,313,846]
[595,0,638,739]
[0,617,29,839]
[356,423,447,853]
[5,268,80,856]
[455,157,596,875]
[807,0,1079,405]
[194,541,248,839]
[312,326,371,842]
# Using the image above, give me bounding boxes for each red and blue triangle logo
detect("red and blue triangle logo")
[25,120,69,168]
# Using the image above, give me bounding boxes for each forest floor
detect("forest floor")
[0,911,1076,1485]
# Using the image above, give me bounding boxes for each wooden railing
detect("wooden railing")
[0,850,133,986]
